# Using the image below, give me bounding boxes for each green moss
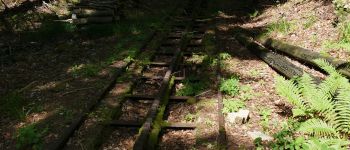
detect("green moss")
[147,76,175,148]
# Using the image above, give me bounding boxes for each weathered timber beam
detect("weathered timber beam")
[257,37,350,78]
[235,33,305,79]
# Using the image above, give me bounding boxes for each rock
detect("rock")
[247,131,273,141]
[226,109,250,124]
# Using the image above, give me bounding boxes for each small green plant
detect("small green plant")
[204,118,215,127]
[259,108,272,131]
[303,15,317,29]
[222,99,245,113]
[184,113,197,122]
[219,76,240,96]
[340,21,350,43]
[176,77,207,96]
[70,64,101,78]
[267,19,294,35]
[248,69,260,78]
[254,137,263,150]
[186,54,207,64]
[202,56,218,68]
[239,85,255,101]
[16,124,48,150]
[219,52,231,60]
[249,10,259,19]
[322,40,350,52]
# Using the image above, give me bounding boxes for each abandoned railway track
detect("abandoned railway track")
[41,0,225,149]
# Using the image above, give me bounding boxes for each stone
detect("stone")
[247,131,273,141]
[226,109,250,124]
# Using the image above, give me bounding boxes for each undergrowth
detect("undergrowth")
[273,59,350,149]
[177,76,208,96]
[266,19,294,35]
[222,98,245,113]
[219,76,240,96]
[16,124,48,150]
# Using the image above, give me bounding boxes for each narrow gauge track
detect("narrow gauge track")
[104,9,212,150]
[43,0,215,149]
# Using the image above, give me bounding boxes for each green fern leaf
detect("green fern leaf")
[313,59,339,75]
[333,81,350,134]
[292,108,307,117]
[298,73,317,100]
[276,76,306,110]
[303,138,350,150]
[297,73,334,113]
[297,118,339,138]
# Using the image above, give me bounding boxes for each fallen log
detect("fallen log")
[235,33,305,79]
[257,37,350,78]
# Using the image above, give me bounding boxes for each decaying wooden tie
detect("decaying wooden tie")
[257,37,350,78]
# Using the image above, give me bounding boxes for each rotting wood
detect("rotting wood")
[133,47,181,150]
[257,37,350,78]
[148,61,171,67]
[235,33,305,79]
[162,122,196,129]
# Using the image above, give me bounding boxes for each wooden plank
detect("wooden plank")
[149,62,170,67]
[257,37,350,78]
[236,33,305,79]
[163,123,196,129]
[133,47,182,150]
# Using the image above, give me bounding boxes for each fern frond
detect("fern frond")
[322,138,350,150]
[311,74,339,114]
[303,138,350,150]
[297,73,334,113]
[275,76,306,110]
[313,59,340,75]
[333,80,350,134]
[298,73,317,101]
[297,118,339,138]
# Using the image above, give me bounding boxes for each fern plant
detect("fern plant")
[275,59,350,148]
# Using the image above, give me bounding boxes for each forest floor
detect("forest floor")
[1,0,349,149]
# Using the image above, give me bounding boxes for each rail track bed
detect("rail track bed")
[44,0,224,149]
